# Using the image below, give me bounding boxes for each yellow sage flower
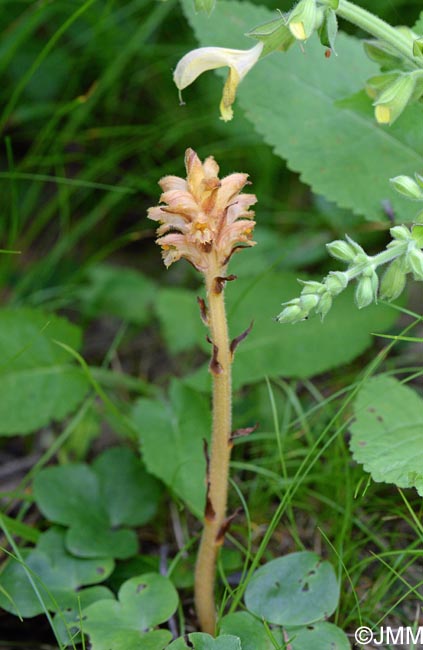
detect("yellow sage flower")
[173,42,264,121]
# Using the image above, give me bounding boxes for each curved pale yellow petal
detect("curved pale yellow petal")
[173,42,263,121]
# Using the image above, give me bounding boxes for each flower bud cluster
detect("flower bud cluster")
[276,224,423,324]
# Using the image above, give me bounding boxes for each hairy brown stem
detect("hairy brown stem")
[194,256,233,634]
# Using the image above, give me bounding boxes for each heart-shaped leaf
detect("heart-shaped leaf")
[53,586,114,647]
[285,622,351,649]
[244,551,339,625]
[82,573,178,650]
[34,447,162,558]
[0,528,114,617]
[350,376,423,493]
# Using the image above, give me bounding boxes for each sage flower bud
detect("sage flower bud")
[355,269,378,309]
[390,175,423,201]
[326,239,356,263]
[288,0,318,41]
[373,73,416,125]
[315,291,332,320]
[276,303,307,324]
[389,224,414,241]
[325,271,349,295]
[380,258,407,300]
[298,280,325,295]
[299,292,320,312]
[408,247,423,280]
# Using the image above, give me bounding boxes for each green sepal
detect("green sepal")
[323,0,339,8]
[365,72,399,100]
[318,8,338,54]
[247,16,295,57]
[194,0,216,15]
[413,37,423,60]
[363,40,405,71]
[411,223,423,247]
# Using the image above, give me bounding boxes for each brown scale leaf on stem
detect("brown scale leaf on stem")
[214,274,237,294]
[229,423,258,445]
[209,343,222,375]
[215,508,242,546]
[230,320,254,356]
[197,296,209,325]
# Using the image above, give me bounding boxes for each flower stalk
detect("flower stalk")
[195,261,233,634]
[276,223,423,323]
[148,149,257,634]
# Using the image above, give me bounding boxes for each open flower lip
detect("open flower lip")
[147,148,257,273]
[173,43,264,121]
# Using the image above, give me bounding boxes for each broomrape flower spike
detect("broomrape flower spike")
[148,149,257,635]
[173,42,264,121]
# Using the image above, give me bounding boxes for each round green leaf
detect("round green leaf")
[350,376,423,493]
[0,529,114,617]
[285,622,351,649]
[93,446,162,527]
[53,586,114,647]
[220,612,282,650]
[82,573,178,650]
[244,551,340,625]
[168,634,242,649]
[34,447,161,558]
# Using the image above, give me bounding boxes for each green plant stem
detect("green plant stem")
[194,256,233,635]
[345,241,408,281]
[334,0,419,68]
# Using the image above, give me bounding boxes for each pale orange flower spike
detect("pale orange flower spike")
[147,148,257,273]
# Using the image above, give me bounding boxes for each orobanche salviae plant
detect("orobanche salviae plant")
[148,148,257,634]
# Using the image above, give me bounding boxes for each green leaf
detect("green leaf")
[413,11,423,35]
[0,528,114,617]
[155,287,206,354]
[349,376,423,494]
[244,551,340,625]
[0,308,89,435]
[185,271,399,390]
[131,380,211,516]
[220,612,282,649]
[78,264,156,325]
[182,0,421,222]
[53,586,114,647]
[82,573,178,650]
[285,622,351,649]
[168,634,242,649]
[34,447,162,558]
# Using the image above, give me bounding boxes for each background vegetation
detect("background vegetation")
[1,0,423,647]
